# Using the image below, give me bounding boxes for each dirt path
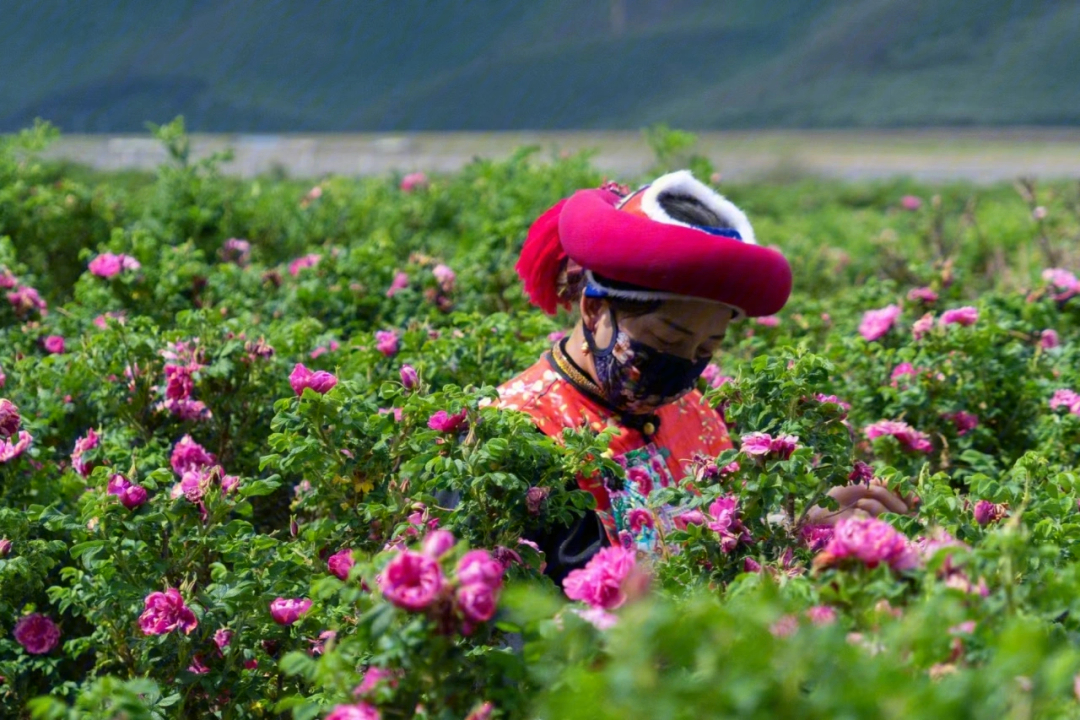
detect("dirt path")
[40,129,1080,182]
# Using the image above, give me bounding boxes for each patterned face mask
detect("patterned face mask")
[582,306,710,414]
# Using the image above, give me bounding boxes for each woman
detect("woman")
[494,171,911,583]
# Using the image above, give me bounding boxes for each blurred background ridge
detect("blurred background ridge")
[4,0,1079,133]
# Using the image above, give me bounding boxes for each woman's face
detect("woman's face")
[582,296,734,361]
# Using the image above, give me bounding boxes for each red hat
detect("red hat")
[515,170,792,318]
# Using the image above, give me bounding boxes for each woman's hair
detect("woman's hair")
[557,191,723,318]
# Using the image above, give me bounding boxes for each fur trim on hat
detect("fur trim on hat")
[630,170,756,245]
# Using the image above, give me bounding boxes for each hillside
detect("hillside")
[2,0,1079,132]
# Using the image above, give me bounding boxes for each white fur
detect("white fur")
[628,170,756,245]
[584,270,744,319]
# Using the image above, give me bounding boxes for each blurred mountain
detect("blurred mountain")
[2,0,1078,132]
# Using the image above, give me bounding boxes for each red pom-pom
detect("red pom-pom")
[515,199,569,315]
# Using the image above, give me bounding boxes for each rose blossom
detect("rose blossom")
[806,605,838,626]
[386,271,409,298]
[739,431,799,459]
[220,238,251,265]
[525,486,550,515]
[858,304,901,342]
[673,509,706,529]
[88,253,140,278]
[456,549,505,589]
[701,363,732,389]
[901,195,923,211]
[432,263,456,293]
[973,500,1007,526]
[400,364,419,390]
[43,335,65,354]
[911,312,935,340]
[13,613,61,654]
[428,408,468,433]
[848,461,875,484]
[355,666,399,698]
[906,286,938,303]
[170,434,216,475]
[139,588,198,635]
[379,550,446,611]
[0,538,10,557]
[465,702,495,720]
[1049,389,1080,416]
[328,549,356,581]
[562,546,638,610]
[400,172,428,192]
[0,431,32,464]
[570,606,619,631]
[187,655,210,674]
[944,410,979,436]
[421,529,456,559]
[864,419,933,453]
[288,253,321,276]
[375,330,399,357]
[107,474,148,510]
[289,363,337,396]
[1042,268,1080,301]
[326,703,381,720]
[213,628,233,651]
[0,399,20,438]
[814,394,851,412]
[269,597,313,625]
[7,285,47,316]
[706,495,748,552]
[71,427,99,477]
[939,306,978,327]
[814,516,918,571]
[1040,329,1060,349]
[547,330,566,343]
[456,582,498,623]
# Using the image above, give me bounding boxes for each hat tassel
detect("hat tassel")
[515,198,569,315]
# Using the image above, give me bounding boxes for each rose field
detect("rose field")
[2,118,1080,719]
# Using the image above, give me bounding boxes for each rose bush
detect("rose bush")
[1,120,1080,717]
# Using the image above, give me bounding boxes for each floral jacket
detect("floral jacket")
[488,341,732,580]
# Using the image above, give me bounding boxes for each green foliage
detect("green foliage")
[2,120,1080,718]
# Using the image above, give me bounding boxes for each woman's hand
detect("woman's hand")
[804,479,918,526]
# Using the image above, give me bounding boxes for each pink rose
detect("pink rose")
[706,495,747,552]
[289,363,338,396]
[355,666,399,697]
[88,253,140,278]
[326,703,381,720]
[547,330,566,343]
[456,582,498,623]
[911,312,935,340]
[400,172,428,192]
[864,419,933,453]
[1050,389,1080,416]
[464,701,495,720]
[569,606,619,631]
[456,549,504,589]
[288,253,321,276]
[944,410,979,436]
[1040,329,1060,349]
[400,364,419,390]
[71,427,99,477]
[562,546,638,610]
[973,500,1007,526]
[375,330,399,357]
[43,335,65,354]
[107,474,148,509]
[187,654,210,674]
[0,430,32,464]
[1043,268,1080,301]
[139,588,198,636]
[213,628,233,651]
[7,285,47,316]
[386,271,409,298]
[379,550,446,611]
[906,286,938,303]
[0,399,21,438]
[739,431,799,459]
[525,486,550,515]
[328,549,356,581]
[269,597,313,625]
[170,434,216,475]
[422,529,456,559]
[814,516,918,571]
[432,264,456,293]
[814,394,851,411]
[673,510,706,530]
[939,306,978,327]
[848,461,875,484]
[900,195,923,211]
[220,238,251,265]
[427,408,468,433]
[858,304,902,342]
[13,613,61,654]
[701,363,732,389]
[806,605,837,626]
